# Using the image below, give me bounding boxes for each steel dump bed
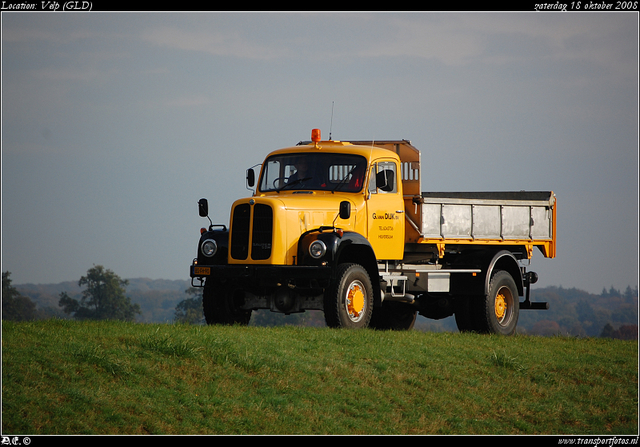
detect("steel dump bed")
[409,191,557,259]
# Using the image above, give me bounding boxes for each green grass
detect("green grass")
[2,319,638,435]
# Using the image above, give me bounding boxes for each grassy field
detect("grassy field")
[2,319,638,435]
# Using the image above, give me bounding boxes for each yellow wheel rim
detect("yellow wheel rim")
[495,291,507,321]
[495,287,512,323]
[346,281,365,321]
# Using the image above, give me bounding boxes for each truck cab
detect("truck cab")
[243,138,406,264]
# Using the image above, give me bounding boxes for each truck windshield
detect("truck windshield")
[259,153,368,193]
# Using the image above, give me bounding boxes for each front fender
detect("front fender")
[297,229,342,266]
[196,229,229,266]
[297,229,381,306]
[297,229,375,266]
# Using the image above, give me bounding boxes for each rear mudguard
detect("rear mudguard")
[446,249,524,297]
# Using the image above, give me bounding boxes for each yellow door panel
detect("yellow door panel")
[366,160,405,260]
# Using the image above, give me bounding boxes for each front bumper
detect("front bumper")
[190,263,333,287]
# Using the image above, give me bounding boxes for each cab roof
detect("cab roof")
[265,139,401,162]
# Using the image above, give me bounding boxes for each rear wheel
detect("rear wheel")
[203,280,252,325]
[370,301,417,330]
[486,270,519,335]
[324,263,374,329]
[454,270,519,335]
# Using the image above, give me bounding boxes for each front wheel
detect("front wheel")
[324,263,374,329]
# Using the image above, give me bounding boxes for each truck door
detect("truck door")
[366,159,405,260]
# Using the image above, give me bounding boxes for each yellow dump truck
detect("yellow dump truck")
[191,129,557,334]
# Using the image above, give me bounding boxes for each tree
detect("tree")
[600,323,638,340]
[576,299,596,323]
[58,265,140,321]
[600,323,616,338]
[623,285,637,303]
[174,287,204,324]
[2,271,37,321]
[617,324,638,340]
[531,320,562,336]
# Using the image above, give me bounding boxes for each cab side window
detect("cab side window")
[368,161,397,194]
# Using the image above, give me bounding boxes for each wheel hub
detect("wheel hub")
[495,291,507,321]
[346,281,365,321]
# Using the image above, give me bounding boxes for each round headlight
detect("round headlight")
[309,240,327,259]
[201,239,217,257]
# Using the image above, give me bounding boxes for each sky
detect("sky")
[1,11,638,295]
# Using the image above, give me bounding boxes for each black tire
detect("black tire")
[369,301,417,330]
[203,280,252,325]
[454,270,519,335]
[324,263,374,329]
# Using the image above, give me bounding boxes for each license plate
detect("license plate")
[194,266,211,276]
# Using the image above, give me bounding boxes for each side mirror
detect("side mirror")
[376,169,394,192]
[246,168,255,188]
[198,198,209,217]
[339,201,351,220]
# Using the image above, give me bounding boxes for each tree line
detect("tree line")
[3,266,638,339]
[3,266,140,322]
